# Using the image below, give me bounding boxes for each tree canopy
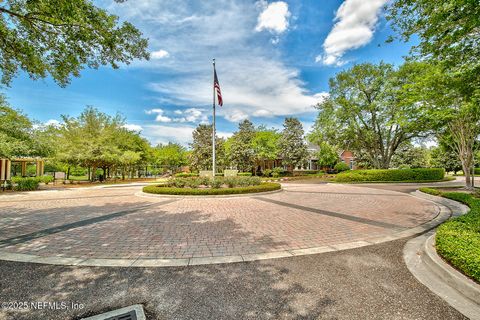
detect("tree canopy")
[0,0,149,87]
[189,124,225,171]
[226,120,256,171]
[279,117,308,168]
[311,62,434,169]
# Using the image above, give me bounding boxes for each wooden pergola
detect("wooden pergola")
[0,158,45,181]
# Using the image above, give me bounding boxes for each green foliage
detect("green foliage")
[38,176,54,184]
[279,117,308,169]
[391,143,430,168]
[262,169,272,177]
[431,192,480,282]
[387,0,480,78]
[271,167,285,178]
[310,141,339,168]
[0,97,41,158]
[0,0,149,87]
[175,172,199,178]
[189,124,226,171]
[430,145,463,173]
[226,120,256,171]
[11,176,40,191]
[335,168,445,182]
[153,143,187,172]
[252,128,281,162]
[143,182,281,196]
[334,162,350,172]
[166,176,261,189]
[418,187,442,196]
[312,62,434,169]
[238,172,252,176]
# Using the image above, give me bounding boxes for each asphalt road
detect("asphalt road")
[0,238,466,320]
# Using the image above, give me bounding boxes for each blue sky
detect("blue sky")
[2,0,413,146]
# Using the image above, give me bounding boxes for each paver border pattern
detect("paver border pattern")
[0,185,454,267]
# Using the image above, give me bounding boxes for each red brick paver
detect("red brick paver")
[0,184,438,260]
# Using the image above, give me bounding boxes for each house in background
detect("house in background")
[254,142,356,173]
[339,150,356,169]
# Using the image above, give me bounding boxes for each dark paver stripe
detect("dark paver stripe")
[0,193,135,203]
[253,197,405,230]
[284,190,408,197]
[0,199,178,247]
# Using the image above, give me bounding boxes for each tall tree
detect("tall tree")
[279,117,308,169]
[387,0,480,78]
[390,143,430,169]
[154,143,187,173]
[189,124,225,171]
[388,0,480,187]
[311,62,433,169]
[0,95,48,158]
[251,127,281,167]
[227,120,256,171]
[0,0,149,87]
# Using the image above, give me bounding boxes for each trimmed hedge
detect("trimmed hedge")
[11,177,40,191]
[143,182,281,196]
[334,162,350,172]
[175,172,199,178]
[238,172,252,176]
[335,168,445,182]
[422,189,480,283]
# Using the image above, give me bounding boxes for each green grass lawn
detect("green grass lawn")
[419,187,480,283]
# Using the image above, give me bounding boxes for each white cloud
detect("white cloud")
[45,119,61,127]
[255,1,291,34]
[143,124,194,146]
[105,1,320,121]
[173,108,209,123]
[145,108,172,122]
[123,124,143,132]
[317,0,388,66]
[223,109,249,122]
[150,49,170,59]
[142,124,232,146]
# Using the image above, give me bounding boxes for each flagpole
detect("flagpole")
[212,59,216,178]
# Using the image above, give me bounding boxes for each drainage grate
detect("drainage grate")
[105,310,137,320]
[81,304,145,320]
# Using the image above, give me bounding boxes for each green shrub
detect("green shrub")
[263,169,272,177]
[434,192,480,282]
[238,172,252,176]
[143,182,281,196]
[11,177,40,191]
[175,172,198,178]
[271,167,285,178]
[335,168,445,182]
[210,179,223,189]
[475,168,480,175]
[334,162,350,172]
[39,176,54,184]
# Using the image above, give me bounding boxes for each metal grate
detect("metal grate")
[105,310,137,320]
[81,304,145,320]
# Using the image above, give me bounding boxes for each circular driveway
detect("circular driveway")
[0,183,443,267]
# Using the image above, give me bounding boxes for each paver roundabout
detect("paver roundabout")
[0,182,450,267]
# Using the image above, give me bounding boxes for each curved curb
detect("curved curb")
[0,189,454,268]
[135,187,283,199]
[404,196,480,320]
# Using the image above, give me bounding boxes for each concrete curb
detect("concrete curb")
[0,189,455,268]
[404,194,480,320]
[134,187,284,199]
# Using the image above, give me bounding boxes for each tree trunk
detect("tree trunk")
[66,167,70,180]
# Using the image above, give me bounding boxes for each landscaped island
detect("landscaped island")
[143,176,281,195]
[335,168,447,183]
[420,187,480,283]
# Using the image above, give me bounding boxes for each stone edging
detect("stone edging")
[404,192,480,319]
[0,189,453,268]
[135,187,284,199]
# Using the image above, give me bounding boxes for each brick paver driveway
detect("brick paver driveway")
[0,183,439,264]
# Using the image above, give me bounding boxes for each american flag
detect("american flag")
[214,68,223,106]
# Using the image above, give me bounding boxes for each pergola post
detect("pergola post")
[0,159,11,181]
[21,161,27,177]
